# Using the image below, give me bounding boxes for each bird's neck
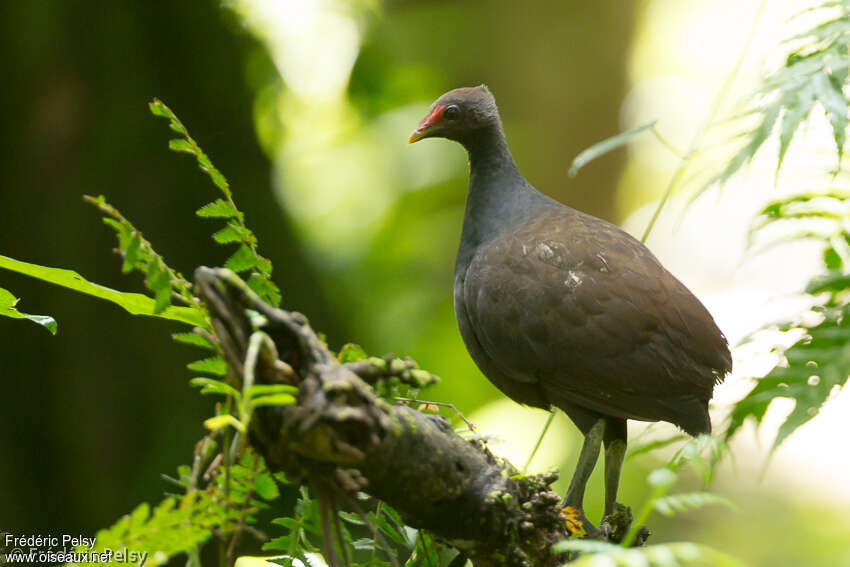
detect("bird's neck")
[457,125,541,268]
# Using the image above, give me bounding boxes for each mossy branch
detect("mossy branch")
[194,267,585,567]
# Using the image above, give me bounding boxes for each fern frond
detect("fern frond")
[84,194,201,314]
[553,540,750,567]
[729,191,850,451]
[704,1,850,192]
[149,99,281,307]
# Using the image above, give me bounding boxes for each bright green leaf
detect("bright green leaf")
[0,288,58,334]
[196,199,241,219]
[168,138,194,154]
[187,356,227,376]
[338,343,368,363]
[254,472,280,500]
[225,245,259,273]
[249,394,297,408]
[0,254,205,328]
[172,332,215,350]
[190,377,240,399]
[204,414,245,433]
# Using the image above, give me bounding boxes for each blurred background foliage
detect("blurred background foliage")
[1,1,850,566]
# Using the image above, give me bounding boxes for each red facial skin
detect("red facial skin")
[408,104,446,143]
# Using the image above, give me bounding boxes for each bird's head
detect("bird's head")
[408,85,500,145]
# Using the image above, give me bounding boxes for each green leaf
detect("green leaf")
[0,288,58,334]
[626,434,688,459]
[0,254,206,328]
[569,120,657,178]
[79,492,216,567]
[196,199,241,219]
[246,384,299,396]
[653,492,738,517]
[338,343,368,363]
[777,90,814,177]
[121,232,142,273]
[249,394,297,408]
[212,224,246,244]
[703,104,780,194]
[187,356,227,376]
[254,472,280,500]
[647,467,677,489]
[246,273,282,307]
[168,138,194,154]
[225,244,260,273]
[824,246,842,269]
[172,332,215,350]
[553,540,750,567]
[190,377,241,399]
[148,99,170,117]
[812,71,849,167]
[204,414,245,433]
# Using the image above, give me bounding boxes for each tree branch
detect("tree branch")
[195,267,571,567]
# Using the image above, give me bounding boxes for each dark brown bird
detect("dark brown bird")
[408,85,731,525]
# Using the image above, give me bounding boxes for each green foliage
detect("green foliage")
[75,450,282,567]
[264,490,453,567]
[77,496,214,567]
[0,254,206,328]
[706,1,850,190]
[568,120,659,178]
[85,194,199,314]
[617,446,737,549]
[149,98,281,307]
[666,435,728,487]
[0,287,57,334]
[552,540,749,567]
[727,191,850,450]
[653,492,738,517]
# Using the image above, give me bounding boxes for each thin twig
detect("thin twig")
[396,397,476,431]
[523,410,555,474]
[640,0,767,243]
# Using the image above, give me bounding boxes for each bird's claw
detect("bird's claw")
[560,506,600,538]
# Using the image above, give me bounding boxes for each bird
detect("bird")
[407,85,731,529]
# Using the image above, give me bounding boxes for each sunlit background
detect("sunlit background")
[2,1,850,565]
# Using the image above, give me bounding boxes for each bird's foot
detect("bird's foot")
[560,506,600,538]
[599,503,650,545]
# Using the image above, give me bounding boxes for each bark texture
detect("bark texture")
[195,267,571,566]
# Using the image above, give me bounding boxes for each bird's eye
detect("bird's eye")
[443,105,460,121]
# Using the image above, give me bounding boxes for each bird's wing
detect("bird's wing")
[462,209,730,422]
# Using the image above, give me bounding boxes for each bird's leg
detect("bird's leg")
[602,418,628,518]
[562,418,605,510]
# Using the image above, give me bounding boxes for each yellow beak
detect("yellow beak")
[407,129,427,144]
